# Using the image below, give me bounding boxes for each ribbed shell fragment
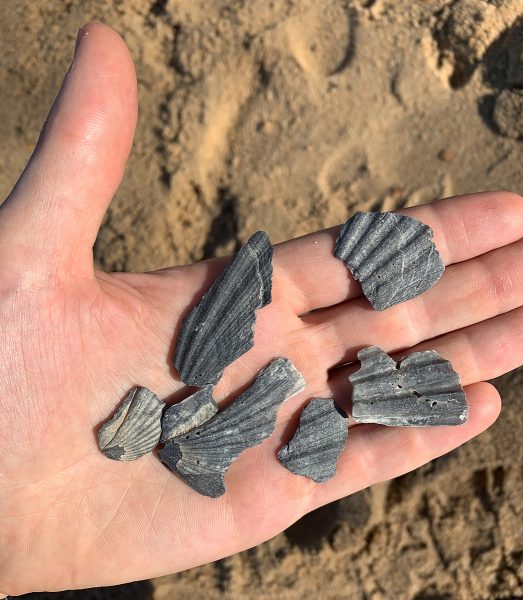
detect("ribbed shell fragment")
[334,212,444,310]
[174,231,273,386]
[350,346,468,426]
[160,385,218,443]
[278,399,348,483]
[159,357,305,497]
[98,387,164,461]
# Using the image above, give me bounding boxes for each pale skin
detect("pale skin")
[0,23,522,596]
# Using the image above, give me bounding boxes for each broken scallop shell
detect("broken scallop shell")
[334,212,444,310]
[160,385,218,443]
[174,231,273,386]
[278,398,348,483]
[349,346,468,426]
[98,386,165,460]
[160,357,305,497]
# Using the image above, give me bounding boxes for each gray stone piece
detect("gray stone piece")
[334,212,444,311]
[159,357,306,498]
[160,385,218,444]
[174,231,273,386]
[350,346,468,426]
[98,387,164,461]
[278,399,348,483]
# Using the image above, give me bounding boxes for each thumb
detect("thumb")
[0,22,137,276]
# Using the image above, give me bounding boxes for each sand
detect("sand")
[1,1,522,599]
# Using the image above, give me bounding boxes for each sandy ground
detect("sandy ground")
[1,1,522,598]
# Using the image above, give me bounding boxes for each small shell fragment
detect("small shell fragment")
[174,231,273,386]
[350,346,468,426]
[98,387,164,461]
[334,212,444,311]
[159,357,306,498]
[278,399,348,483]
[160,385,218,444]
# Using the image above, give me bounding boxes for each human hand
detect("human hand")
[1,23,522,595]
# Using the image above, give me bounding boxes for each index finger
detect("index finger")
[274,191,523,315]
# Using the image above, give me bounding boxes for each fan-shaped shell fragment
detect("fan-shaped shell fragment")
[160,385,218,443]
[174,231,273,386]
[98,387,164,461]
[350,346,468,426]
[160,357,305,497]
[334,212,444,310]
[278,399,348,483]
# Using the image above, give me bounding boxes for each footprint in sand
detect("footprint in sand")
[285,0,352,77]
[481,18,523,139]
[431,0,521,89]
[196,53,256,202]
[493,89,523,140]
[317,147,369,197]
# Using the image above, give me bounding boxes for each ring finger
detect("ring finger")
[321,305,523,421]
[302,238,523,373]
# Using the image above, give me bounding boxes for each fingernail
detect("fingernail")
[67,27,84,75]
[74,27,84,57]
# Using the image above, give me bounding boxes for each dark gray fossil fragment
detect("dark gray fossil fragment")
[278,399,348,483]
[98,387,165,461]
[160,385,218,444]
[334,212,444,310]
[174,231,273,386]
[159,357,305,498]
[350,346,468,426]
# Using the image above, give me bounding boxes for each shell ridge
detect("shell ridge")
[177,251,258,377]
[345,213,397,270]
[360,225,431,282]
[160,358,304,497]
[369,251,442,309]
[367,237,434,301]
[175,241,259,377]
[118,391,163,444]
[335,212,444,310]
[278,399,348,483]
[97,391,134,450]
[350,347,468,426]
[98,387,164,461]
[335,212,376,261]
[195,360,301,436]
[174,231,273,385]
[160,386,218,443]
[351,216,419,280]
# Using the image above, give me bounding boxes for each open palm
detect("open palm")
[1,24,522,595]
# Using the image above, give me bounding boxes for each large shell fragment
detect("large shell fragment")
[278,399,348,483]
[350,346,468,426]
[159,357,306,498]
[98,387,164,461]
[174,231,273,386]
[160,385,218,444]
[334,212,444,310]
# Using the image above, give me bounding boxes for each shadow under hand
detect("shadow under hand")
[12,580,153,600]
[284,490,371,552]
[477,17,523,137]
